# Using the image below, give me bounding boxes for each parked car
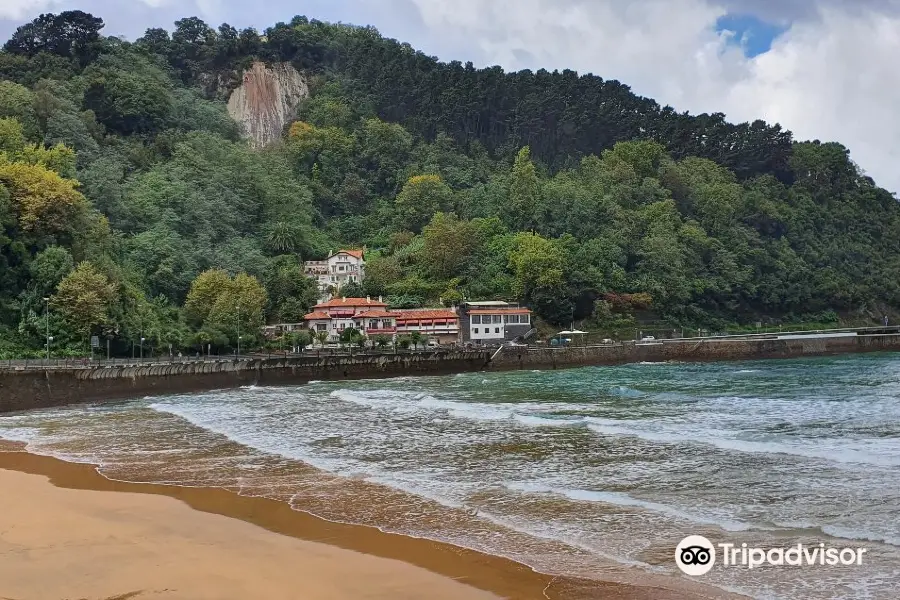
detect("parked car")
[641,336,656,342]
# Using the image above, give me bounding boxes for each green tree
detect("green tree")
[409,331,424,350]
[184,268,231,326]
[394,174,452,233]
[505,146,542,232]
[52,261,116,342]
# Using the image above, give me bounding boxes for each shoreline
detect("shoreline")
[0,442,739,600]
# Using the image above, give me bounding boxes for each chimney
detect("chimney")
[342,296,346,302]
[367,295,371,301]
[378,295,383,303]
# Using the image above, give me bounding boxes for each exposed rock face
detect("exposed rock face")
[227,62,308,149]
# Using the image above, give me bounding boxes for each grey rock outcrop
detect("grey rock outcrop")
[226,61,309,149]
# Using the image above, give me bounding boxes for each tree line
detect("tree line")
[0,10,897,357]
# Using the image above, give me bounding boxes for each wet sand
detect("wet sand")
[0,443,738,600]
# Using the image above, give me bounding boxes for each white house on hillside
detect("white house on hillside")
[304,249,365,299]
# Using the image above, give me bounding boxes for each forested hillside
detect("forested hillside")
[0,11,898,357]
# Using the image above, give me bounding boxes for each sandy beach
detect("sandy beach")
[0,443,735,600]
[0,468,499,600]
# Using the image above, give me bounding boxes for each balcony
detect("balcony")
[365,327,397,335]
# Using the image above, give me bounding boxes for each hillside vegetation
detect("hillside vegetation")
[0,11,898,357]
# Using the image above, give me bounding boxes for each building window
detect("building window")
[471,315,481,325]
[316,324,326,331]
[382,319,392,329]
[474,328,479,334]
[495,327,500,334]
[522,315,530,324]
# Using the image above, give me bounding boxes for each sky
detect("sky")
[1,0,899,193]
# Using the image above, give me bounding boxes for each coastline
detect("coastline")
[4,332,900,415]
[0,442,739,600]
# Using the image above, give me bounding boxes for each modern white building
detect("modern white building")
[458,301,532,344]
[304,249,365,298]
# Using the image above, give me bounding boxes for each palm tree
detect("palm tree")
[266,221,299,253]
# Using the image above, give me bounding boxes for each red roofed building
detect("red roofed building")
[303,296,386,341]
[352,309,398,337]
[304,249,366,299]
[394,309,461,345]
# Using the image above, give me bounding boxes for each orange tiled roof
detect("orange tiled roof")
[333,249,364,260]
[303,311,331,320]
[314,297,387,309]
[468,308,531,315]
[354,310,396,318]
[394,309,459,321]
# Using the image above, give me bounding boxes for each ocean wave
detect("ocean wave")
[513,414,587,428]
[821,525,900,547]
[606,386,646,398]
[506,482,754,532]
[584,418,900,467]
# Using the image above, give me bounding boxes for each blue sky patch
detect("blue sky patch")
[716,13,789,57]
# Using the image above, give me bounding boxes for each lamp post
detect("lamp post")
[43,297,50,360]
[140,337,145,361]
[235,303,241,358]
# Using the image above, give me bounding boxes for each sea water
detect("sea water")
[3,353,900,599]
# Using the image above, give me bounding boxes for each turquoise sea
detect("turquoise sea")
[3,353,900,599]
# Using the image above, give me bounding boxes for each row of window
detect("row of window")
[471,314,530,325]
[473,327,502,335]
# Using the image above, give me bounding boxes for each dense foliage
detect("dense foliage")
[0,11,897,357]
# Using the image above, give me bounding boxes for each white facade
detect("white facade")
[305,250,365,298]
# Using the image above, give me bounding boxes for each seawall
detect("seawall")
[489,333,900,371]
[4,334,900,415]
[0,352,490,414]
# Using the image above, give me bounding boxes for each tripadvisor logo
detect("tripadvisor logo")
[676,535,716,575]
[675,535,868,576]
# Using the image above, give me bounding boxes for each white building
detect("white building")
[459,301,532,343]
[304,249,365,298]
[303,296,387,342]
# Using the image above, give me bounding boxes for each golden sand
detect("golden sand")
[0,446,738,599]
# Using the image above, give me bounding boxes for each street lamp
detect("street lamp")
[235,303,241,358]
[43,297,50,360]
[140,337,145,361]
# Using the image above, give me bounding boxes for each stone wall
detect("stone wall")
[489,334,900,371]
[0,352,490,414]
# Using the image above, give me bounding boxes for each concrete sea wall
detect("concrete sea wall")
[0,352,490,414]
[489,333,900,371]
[3,334,900,415]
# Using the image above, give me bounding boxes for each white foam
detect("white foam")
[584,418,900,467]
[513,414,586,428]
[821,525,900,547]
[507,482,753,532]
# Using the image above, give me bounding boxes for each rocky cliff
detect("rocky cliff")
[226,62,309,149]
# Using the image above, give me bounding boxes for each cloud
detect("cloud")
[405,0,900,192]
[1,0,899,192]
[0,0,64,20]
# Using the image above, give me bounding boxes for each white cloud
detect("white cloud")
[409,0,900,193]
[0,0,63,20]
